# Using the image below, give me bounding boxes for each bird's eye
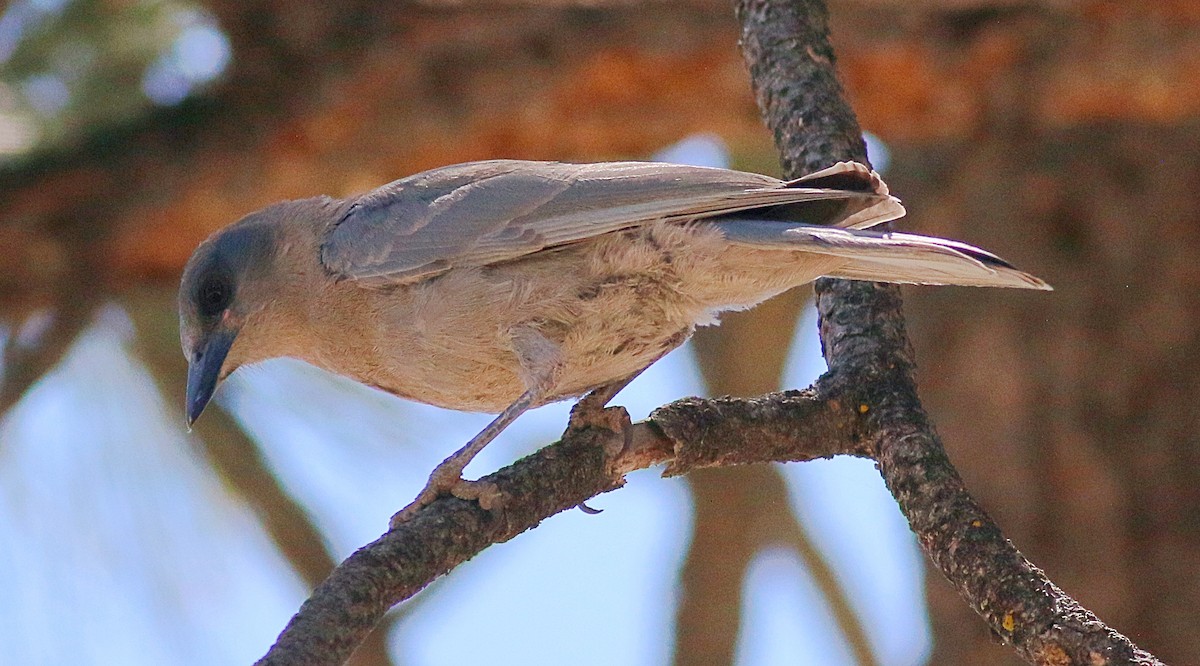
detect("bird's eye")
[197,275,232,318]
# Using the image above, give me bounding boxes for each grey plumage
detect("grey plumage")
[178,159,1048,522]
[321,159,907,284]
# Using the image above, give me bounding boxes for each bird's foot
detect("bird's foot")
[568,384,621,427]
[564,395,631,516]
[566,397,631,459]
[388,463,506,529]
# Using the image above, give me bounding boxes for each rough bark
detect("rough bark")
[825,4,1200,662]
[737,0,1161,663]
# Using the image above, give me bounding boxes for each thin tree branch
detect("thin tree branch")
[737,0,1163,663]
[771,473,880,666]
[258,390,861,665]
[673,469,760,666]
[127,289,341,588]
[0,304,90,417]
[676,464,880,666]
[0,244,97,420]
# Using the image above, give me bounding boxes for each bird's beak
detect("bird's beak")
[186,327,238,426]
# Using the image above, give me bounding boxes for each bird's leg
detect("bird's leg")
[389,390,537,528]
[389,326,560,529]
[566,329,692,450]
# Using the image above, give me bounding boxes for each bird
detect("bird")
[178,159,1049,526]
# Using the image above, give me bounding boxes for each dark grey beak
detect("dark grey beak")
[186,328,237,426]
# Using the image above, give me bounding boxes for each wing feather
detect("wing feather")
[321,159,902,285]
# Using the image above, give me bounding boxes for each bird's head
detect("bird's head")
[179,198,332,425]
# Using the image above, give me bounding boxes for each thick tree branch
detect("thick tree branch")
[738,0,1163,663]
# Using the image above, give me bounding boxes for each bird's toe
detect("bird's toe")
[389,472,507,529]
[451,479,506,511]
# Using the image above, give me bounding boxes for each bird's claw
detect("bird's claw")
[577,501,603,515]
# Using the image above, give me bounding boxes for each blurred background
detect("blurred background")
[1,1,1198,664]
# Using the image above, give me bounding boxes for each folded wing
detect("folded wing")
[321,160,903,285]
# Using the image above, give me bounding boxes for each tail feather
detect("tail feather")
[791,161,891,197]
[782,161,905,230]
[715,220,1051,291]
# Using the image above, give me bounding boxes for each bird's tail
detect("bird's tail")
[716,219,1051,290]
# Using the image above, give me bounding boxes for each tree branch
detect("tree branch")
[258,390,861,665]
[125,288,397,666]
[0,240,98,419]
[738,0,1164,663]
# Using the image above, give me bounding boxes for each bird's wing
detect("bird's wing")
[321,159,903,285]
